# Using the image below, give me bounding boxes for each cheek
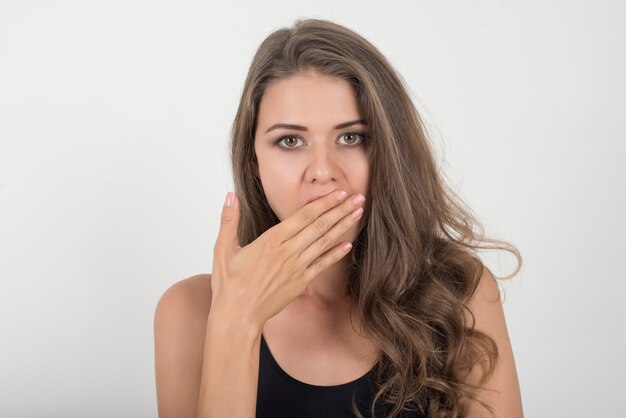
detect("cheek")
[257,163,300,221]
[352,157,370,191]
[258,157,300,191]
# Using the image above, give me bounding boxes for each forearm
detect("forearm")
[196,308,262,418]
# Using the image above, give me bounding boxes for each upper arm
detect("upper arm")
[153,274,213,418]
[463,267,524,418]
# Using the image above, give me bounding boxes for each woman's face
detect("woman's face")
[253,70,370,244]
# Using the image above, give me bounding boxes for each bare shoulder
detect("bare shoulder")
[154,273,214,345]
[467,266,502,312]
[153,274,213,418]
[463,266,524,418]
[161,273,213,299]
[156,273,213,320]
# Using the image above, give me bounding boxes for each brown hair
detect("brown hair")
[228,18,522,418]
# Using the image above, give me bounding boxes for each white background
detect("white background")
[1,1,624,417]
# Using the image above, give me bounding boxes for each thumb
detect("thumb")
[216,191,240,259]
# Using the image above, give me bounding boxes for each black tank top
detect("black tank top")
[256,333,425,418]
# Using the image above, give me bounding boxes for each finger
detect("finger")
[300,241,354,288]
[288,192,364,256]
[214,191,240,262]
[297,202,363,269]
[272,189,348,248]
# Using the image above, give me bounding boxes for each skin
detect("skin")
[253,68,370,312]
[154,69,523,417]
[250,68,523,416]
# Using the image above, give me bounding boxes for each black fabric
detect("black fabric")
[256,333,425,418]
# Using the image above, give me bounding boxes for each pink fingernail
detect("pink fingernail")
[352,194,365,204]
[225,192,235,207]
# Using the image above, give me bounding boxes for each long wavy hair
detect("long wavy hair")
[228,18,522,418]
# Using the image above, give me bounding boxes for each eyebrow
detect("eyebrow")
[264,119,368,134]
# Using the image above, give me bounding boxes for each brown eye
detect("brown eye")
[275,136,303,148]
[343,133,359,144]
[338,132,367,146]
[274,132,368,150]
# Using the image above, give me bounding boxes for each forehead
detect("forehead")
[256,73,362,131]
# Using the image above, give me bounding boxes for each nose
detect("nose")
[304,140,339,184]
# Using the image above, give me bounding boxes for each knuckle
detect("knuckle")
[265,240,281,258]
[261,230,281,250]
[285,255,300,275]
[220,213,235,225]
[268,238,291,261]
[299,208,315,225]
[313,217,328,233]
[299,269,310,284]
[316,234,331,251]
[313,258,326,275]
[275,246,291,264]
[265,235,280,250]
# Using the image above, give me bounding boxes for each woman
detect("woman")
[154,18,523,418]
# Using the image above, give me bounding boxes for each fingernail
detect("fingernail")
[352,194,365,204]
[352,207,364,219]
[225,192,234,207]
[336,190,348,200]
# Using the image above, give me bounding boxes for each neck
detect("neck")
[297,258,352,308]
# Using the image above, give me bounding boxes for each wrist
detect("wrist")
[207,304,263,342]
